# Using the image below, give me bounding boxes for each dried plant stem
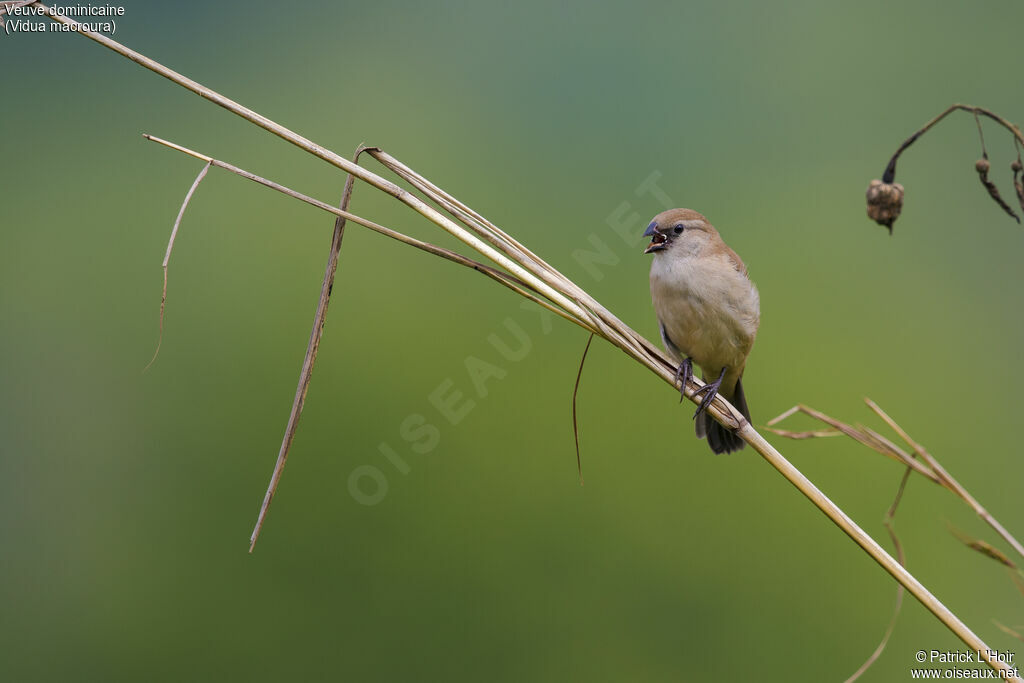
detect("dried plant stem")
[248,146,367,552]
[882,103,1024,184]
[144,161,210,372]
[844,468,910,683]
[140,136,582,332]
[736,427,1017,678]
[769,400,1024,564]
[996,622,1024,642]
[43,8,1019,678]
[367,149,658,363]
[864,399,1024,560]
[767,404,942,483]
[572,333,595,486]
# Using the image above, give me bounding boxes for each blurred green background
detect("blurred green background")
[2,1,1023,680]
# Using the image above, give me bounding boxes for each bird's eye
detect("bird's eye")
[673,224,685,235]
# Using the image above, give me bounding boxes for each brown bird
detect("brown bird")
[644,208,760,453]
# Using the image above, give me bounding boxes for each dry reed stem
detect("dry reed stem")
[367,149,661,364]
[864,399,1024,560]
[772,400,1024,654]
[37,6,1020,678]
[248,145,367,552]
[140,136,580,331]
[766,404,941,483]
[144,161,210,372]
[768,399,1024,562]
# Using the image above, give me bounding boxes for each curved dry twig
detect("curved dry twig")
[144,161,211,372]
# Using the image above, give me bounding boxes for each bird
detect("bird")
[644,208,760,454]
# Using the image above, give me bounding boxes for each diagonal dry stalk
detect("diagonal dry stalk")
[33,5,1021,679]
[767,398,1024,561]
[770,400,1024,672]
[844,468,911,683]
[247,145,368,552]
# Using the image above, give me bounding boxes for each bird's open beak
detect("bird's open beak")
[644,229,668,254]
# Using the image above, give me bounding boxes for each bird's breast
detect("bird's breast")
[649,253,759,371]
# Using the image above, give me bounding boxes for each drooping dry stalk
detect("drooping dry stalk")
[571,333,595,487]
[881,104,1024,185]
[144,161,210,372]
[36,6,1021,679]
[970,113,1021,223]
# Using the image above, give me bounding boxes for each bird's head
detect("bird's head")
[643,208,716,255]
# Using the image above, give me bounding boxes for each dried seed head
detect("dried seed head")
[866,179,905,232]
[1013,161,1024,213]
[974,157,1020,223]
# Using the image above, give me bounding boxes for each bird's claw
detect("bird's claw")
[675,358,692,403]
[691,367,727,419]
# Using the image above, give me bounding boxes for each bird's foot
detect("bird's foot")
[691,366,727,419]
[675,358,693,403]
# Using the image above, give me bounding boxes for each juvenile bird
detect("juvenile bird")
[644,208,760,454]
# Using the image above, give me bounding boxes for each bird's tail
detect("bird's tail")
[695,377,750,454]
